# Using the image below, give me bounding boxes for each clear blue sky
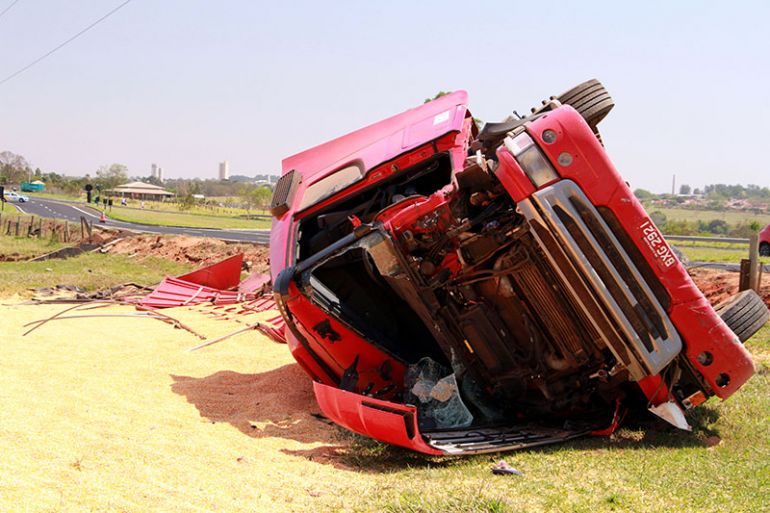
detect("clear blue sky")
[1,0,768,192]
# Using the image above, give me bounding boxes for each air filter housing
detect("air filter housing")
[270,169,301,216]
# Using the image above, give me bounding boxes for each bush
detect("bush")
[729,222,761,238]
[700,219,729,235]
[663,219,700,236]
[649,211,667,230]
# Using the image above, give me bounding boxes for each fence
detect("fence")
[0,212,93,244]
[665,235,750,245]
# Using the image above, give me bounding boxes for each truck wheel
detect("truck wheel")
[760,242,770,257]
[557,79,615,128]
[715,290,769,343]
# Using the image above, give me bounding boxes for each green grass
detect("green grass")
[0,252,192,296]
[315,325,770,513]
[31,191,264,219]
[0,236,66,259]
[101,205,270,229]
[672,240,770,264]
[105,198,258,218]
[652,207,770,227]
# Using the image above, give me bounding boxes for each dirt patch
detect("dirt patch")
[0,252,26,262]
[688,267,770,309]
[104,234,270,273]
[171,365,328,444]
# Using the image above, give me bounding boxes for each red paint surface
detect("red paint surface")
[177,254,243,290]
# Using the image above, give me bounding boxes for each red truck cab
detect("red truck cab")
[270,82,756,454]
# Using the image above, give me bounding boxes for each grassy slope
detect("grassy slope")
[0,310,765,513]
[0,252,192,296]
[326,327,770,513]
[103,205,270,229]
[0,236,66,259]
[677,245,770,264]
[0,230,767,512]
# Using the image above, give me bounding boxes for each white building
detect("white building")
[150,163,164,182]
[218,160,230,180]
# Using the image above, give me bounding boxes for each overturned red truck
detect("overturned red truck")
[269,80,763,455]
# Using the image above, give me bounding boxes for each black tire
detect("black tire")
[715,290,769,343]
[760,242,770,257]
[557,79,615,127]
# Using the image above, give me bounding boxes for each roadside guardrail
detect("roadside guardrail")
[665,235,750,244]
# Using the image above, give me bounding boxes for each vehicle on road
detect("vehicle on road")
[270,80,762,455]
[760,224,770,256]
[3,191,29,203]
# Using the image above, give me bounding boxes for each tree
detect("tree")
[679,184,691,195]
[424,91,451,103]
[239,184,272,212]
[144,175,164,187]
[649,211,667,230]
[95,163,129,190]
[0,150,31,185]
[633,188,654,200]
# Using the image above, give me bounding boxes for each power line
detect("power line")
[0,0,134,87]
[0,0,21,21]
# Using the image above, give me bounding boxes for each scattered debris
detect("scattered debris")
[22,300,206,339]
[491,460,524,476]
[187,321,264,352]
[19,254,286,347]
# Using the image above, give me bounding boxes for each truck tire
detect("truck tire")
[715,290,769,343]
[760,242,770,257]
[557,79,615,128]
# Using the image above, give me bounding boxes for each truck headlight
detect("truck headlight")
[504,132,558,188]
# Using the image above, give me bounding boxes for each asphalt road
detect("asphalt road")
[8,197,270,244]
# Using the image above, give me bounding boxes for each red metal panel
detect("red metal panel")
[313,382,443,455]
[525,107,755,399]
[284,280,407,398]
[177,254,243,291]
[238,273,271,294]
[141,277,244,309]
[281,91,468,186]
[493,145,537,202]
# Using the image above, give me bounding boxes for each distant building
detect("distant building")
[151,163,164,182]
[107,181,174,201]
[219,160,230,180]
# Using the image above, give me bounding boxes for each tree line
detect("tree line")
[0,149,273,211]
